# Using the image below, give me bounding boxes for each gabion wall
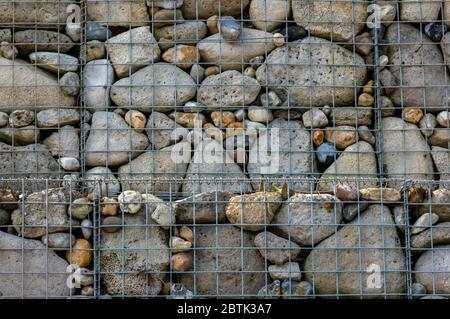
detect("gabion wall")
[0,0,449,299]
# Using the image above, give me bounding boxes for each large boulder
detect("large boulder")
[180,225,265,297]
[100,204,170,296]
[381,117,434,188]
[385,24,449,112]
[181,0,251,19]
[414,245,450,294]
[198,28,276,71]
[256,37,367,106]
[292,0,368,41]
[85,112,149,167]
[247,118,315,192]
[182,139,252,194]
[118,142,191,194]
[0,231,70,298]
[317,141,378,192]
[110,63,196,113]
[87,0,149,26]
[272,194,343,246]
[10,188,70,239]
[304,205,406,297]
[0,57,76,111]
[0,143,62,192]
[0,1,76,28]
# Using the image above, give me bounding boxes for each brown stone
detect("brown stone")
[66,239,92,268]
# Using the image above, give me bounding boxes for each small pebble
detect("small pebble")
[9,110,34,128]
[86,40,105,62]
[79,268,94,287]
[335,184,357,201]
[412,282,427,297]
[281,280,314,298]
[42,233,76,249]
[170,236,192,252]
[322,105,332,116]
[302,109,328,128]
[358,126,376,145]
[269,262,302,281]
[58,157,80,171]
[403,107,423,124]
[118,190,142,214]
[172,252,193,271]
[102,216,122,233]
[260,91,282,107]
[86,21,112,41]
[248,107,273,123]
[204,66,220,77]
[258,280,281,298]
[316,142,338,165]
[60,72,80,96]
[363,80,374,94]
[184,101,205,113]
[124,110,147,131]
[0,112,8,127]
[272,33,285,47]
[313,130,324,146]
[81,218,93,240]
[358,93,374,107]
[436,110,449,127]
[279,26,307,42]
[325,126,357,149]
[343,203,369,222]
[207,15,219,34]
[65,23,81,42]
[244,66,256,78]
[211,111,235,128]
[170,112,206,128]
[101,197,118,216]
[0,41,18,60]
[179,226,193,243]
[379,55,389,69]
[380,95,396,117]
[170,283,193,299]
[81,286,94,296]
[424,23,447,42]
[218,16,241,41]
[66,239,92,268]
[234,109,246,121]
[190,64,205,83]
[70,198,93,220]
[249,55,265,69]
[411,213,439,235]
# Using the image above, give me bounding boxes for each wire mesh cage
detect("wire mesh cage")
[0,0,449,299]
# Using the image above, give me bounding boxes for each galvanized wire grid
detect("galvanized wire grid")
[0,0,448,299]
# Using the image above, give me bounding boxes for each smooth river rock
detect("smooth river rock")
[256,37,367,106]
[84,59,114,112]
[304,205,406,297]
[0,57,75,111]
[250,0,291,32]
[85,112,149,167]
[105,26,160,79]
[381,117,434,188]
[198,70,261,107]
[110,63,196,112]
[198,28,276,71]
[415,245,450,294]
[0,231,70,298]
